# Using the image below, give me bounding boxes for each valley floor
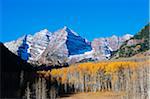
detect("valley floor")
[59,92,148,99]
[59,92,125,99]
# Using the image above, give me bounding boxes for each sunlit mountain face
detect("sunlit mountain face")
[38,26,93,65]
[4,26,133,65]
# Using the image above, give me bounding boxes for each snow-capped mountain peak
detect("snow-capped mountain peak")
[34,29,52,39]
[61,26,79,36]
[4,29,52,63]
[62,26,68,30]
[28,29,52,62]
[41,28,49,32]
[38,27,92,65]
[4,26,133,65]
[122,34,133,40]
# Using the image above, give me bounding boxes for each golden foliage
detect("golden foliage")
[37,59,149,93]
[37,61,144,83]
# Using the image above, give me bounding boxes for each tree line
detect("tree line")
[37,59,149,99]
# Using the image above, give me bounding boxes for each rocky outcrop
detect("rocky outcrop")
[113,24,149,58]
[39,26,92,65]
[29,29,52,62]
[91,34,133,60]
[4,26,134,65]
[4,29,52,64]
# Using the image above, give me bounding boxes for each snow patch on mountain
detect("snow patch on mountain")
[4,29,52,63]
[92,34,133,60]
[68,50,95,64]
[4,35,33,55]
[29,29,52,62]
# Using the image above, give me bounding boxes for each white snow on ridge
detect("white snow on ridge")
[68,50,95,63]
[4,26,134,65]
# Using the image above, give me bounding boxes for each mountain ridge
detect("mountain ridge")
[4,26,134,65]
[38,26,92,65]
[112,24,149,58]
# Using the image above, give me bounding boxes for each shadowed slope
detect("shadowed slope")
[0,42,34,98]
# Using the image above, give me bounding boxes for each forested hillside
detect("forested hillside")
[113,24,149,58]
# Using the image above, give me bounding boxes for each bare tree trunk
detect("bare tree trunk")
[147,66,150,99]
[50,86,56,99]
[41,78,47,99]
[20,70,24,86]
[25,82,30,99]
[35,78,42,99]
[139,68,144,95]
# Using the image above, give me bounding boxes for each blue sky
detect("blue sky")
[0,0,149,42]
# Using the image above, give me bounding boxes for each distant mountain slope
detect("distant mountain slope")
[29,29,52,62]
[4,27,92,65]
[4,26,135,65]
[4,29,52,64]
[4,35,32,55]
[113,24,149,58]
[39,26,92,65]
[91,34,133,60]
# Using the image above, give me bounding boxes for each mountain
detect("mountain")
[4,27,92,65]
[29,29,52,63]
[38,26,92,65]
[91,34,133,60]
[112,24,149,58]
[5,29,52,64]
[4,35,33,55]
[4,26,134,65]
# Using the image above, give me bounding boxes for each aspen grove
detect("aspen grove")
[37,59,150,98]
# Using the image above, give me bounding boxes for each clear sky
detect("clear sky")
[0,0,149,42]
